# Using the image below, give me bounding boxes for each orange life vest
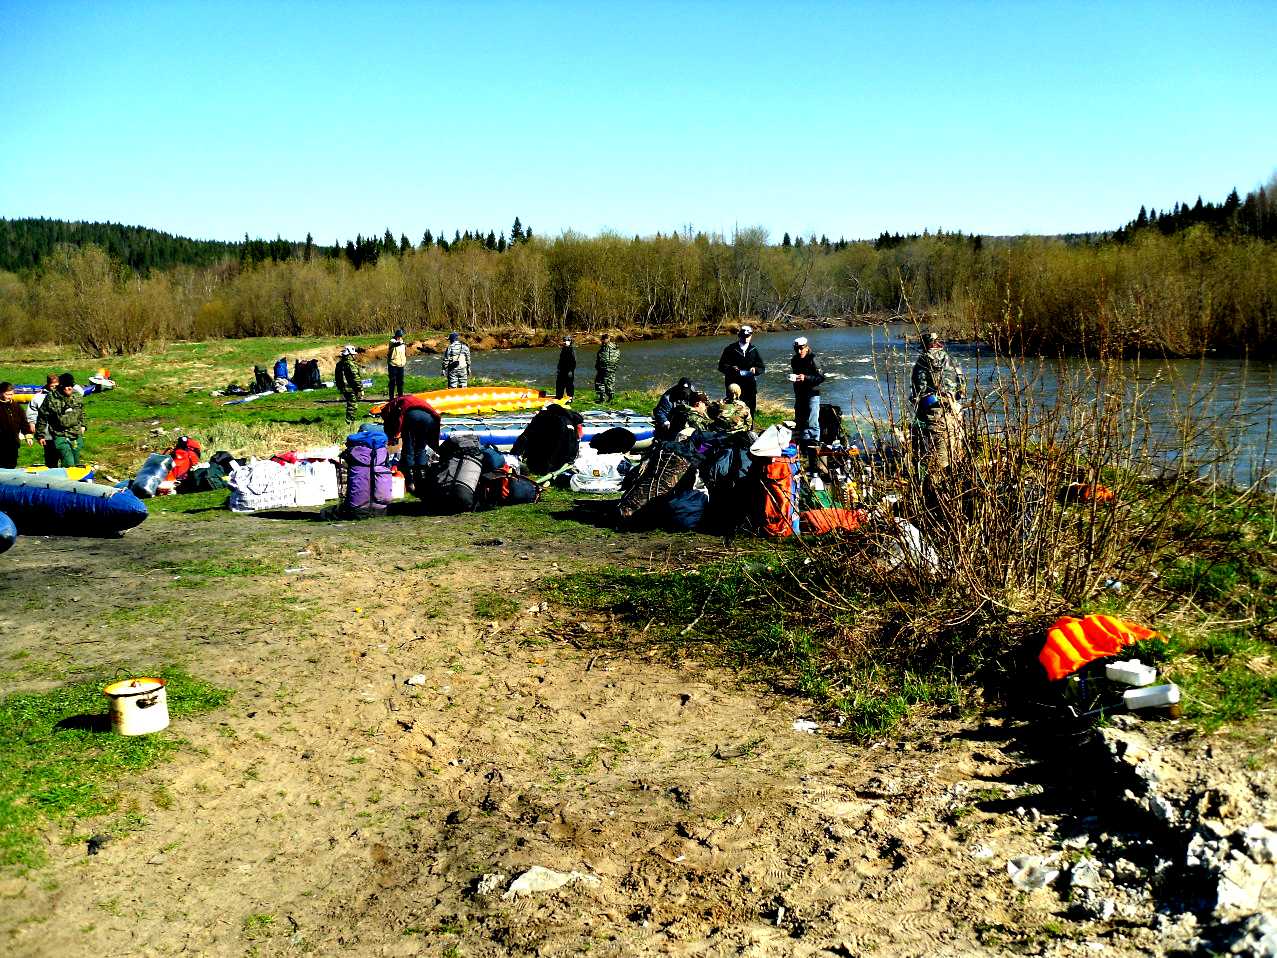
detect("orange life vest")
[1039,614,1161,680]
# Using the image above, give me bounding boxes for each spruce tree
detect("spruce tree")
[400,233,411,254]
[511,216,524,243]
[422,229,433,247]
[782,232,792,248]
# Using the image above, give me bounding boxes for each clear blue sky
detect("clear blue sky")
[2,0,1273,243]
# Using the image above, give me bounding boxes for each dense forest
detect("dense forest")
[0,180,1273,357]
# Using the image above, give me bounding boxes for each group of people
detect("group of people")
[0,373,86,470]
[553,333,620,403]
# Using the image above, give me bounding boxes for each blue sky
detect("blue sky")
[1,0,1273,243]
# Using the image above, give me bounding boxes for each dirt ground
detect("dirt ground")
[0,502,1262,956]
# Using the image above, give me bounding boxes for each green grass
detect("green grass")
[1132,631,1277,731]
[0,668,231,872]
[472,590,520,620]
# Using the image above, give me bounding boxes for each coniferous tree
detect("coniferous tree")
[422,229,433,247]
[304,232,314,261]
[511,216,524,244]
[400,233,411,255]
[497,235,507,253]
[485,230,497,250]
[524,224,532,242]
[782,232,792,248]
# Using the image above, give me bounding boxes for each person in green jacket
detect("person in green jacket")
[594,334,620,403]
[335,345,364,424]
[35,372,86,467]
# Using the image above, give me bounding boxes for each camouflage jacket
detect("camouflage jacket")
[711,399,752,434]
[595,342,620,373]
[335,355,363,395]
[910,347,965,401]
[35,389,85,438]
[442,341,471,374]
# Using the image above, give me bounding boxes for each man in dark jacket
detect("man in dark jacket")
[0,382,34,469]
[717,325,765,415]
[790,337,826,449]
[555,336,576,400]
[652,377,695,440]
[35,373,86,467]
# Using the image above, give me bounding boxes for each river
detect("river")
[409,324,1276,485]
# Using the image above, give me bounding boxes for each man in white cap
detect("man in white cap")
[717,325,765,416]
[789,336,826,452]
[335,345,364,424]
[555,335,576,400]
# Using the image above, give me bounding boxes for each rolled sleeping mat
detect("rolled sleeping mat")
[130,454,175,499]
[0,511,15,554]
[0,469,148,537]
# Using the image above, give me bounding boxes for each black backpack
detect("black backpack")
[589,426,637,455]
[293,359,322,390]
[428,434,484,511]
[253,366,274,393]
[510,404,583,475]
[819,403,848,445]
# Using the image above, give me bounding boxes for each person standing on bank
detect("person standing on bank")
[26,374,60,467]
[335,345,364,425]
[387,328,407,401]
[35,373,86,467]
[556,335,576,400]
[910,331,966,470]
[718,325,765,415]
[0,382,35,469]
[442,332,471,388]
[789,337,826,450]
[594,334,620,403]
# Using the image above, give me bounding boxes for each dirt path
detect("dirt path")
[0,505,1221,956]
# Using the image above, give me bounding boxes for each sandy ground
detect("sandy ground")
[0,503,1262,957]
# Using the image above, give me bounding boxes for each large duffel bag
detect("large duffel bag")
[292,358,323,390]
[429,434,484,512]
[617,443,696,522]
[341,427,391,517]
[478,465,541,509]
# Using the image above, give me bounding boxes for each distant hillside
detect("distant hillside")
[0,217,242,273]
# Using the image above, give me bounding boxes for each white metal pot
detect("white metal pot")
[103,678,169,736]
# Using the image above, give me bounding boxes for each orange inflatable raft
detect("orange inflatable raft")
[370,386,547,417]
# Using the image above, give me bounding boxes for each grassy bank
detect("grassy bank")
[0,669,229,871]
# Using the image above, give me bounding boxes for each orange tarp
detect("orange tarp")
[1039,614,1161,680]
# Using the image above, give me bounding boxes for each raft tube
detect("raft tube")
[0,511,15,554]
[440,409,655,452]
[0,469,148,537]
[371,385,547,417]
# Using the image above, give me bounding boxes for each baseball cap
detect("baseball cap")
[793,336,808,348]
[739,325,754,336]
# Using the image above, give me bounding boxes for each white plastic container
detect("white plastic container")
[104,678,170,736]
[1123,683,1179,711]
[1105,659,1157,687]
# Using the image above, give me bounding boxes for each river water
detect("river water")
[410,324,1275,484]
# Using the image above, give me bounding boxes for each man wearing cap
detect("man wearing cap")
[442,332,471,388]
[910,332,966,470]
[790,337,826,451]
[555,335,576,400]
[35,373,86,467]
[594,334,620,403]
[335,345,364,425]
[717,325,765,416]
[387,329,408,401]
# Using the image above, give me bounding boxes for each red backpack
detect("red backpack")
[167,437,203,481]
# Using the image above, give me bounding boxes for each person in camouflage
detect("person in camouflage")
[335,345,364,425]
[442,332,471,388]
[910,332,966,471]
[709,383,752,435]
[35,372,86,467]
[594,334,620,403]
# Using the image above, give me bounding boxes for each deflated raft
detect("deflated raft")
[371,385,547,417]
[0,512,15,554]
[440,409,656,452]
[0,469,148,537]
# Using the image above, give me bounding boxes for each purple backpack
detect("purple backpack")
[342,430,391,517]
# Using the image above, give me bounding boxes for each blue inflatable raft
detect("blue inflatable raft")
[0,511,15,554]
[440,409,655,452]
[0,469,148,537]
